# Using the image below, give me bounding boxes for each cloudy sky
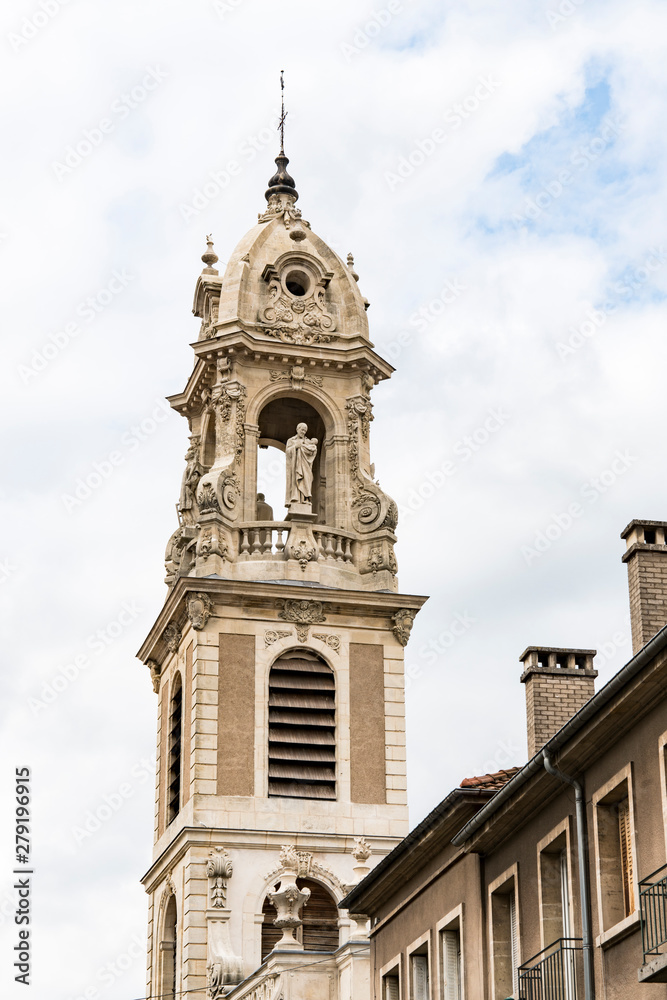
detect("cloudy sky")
[2,0,667,997]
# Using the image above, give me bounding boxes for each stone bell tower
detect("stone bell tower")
[137,146,427,1000]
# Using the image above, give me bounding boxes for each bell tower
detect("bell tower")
[137,145,427,1000]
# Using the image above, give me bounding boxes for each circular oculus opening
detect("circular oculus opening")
[285,269,310,297]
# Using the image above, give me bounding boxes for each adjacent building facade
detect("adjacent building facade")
[136,150,427,1000]
[342,520,667,999]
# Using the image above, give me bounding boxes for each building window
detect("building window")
[167,674,183,824]
[382,967,400,1000]
[440,926,461,1000]
[268,651,335,799]
[409,946,430,1000]
[539,833,573,945]
[490,876,520,1000]
[594,772,636,931]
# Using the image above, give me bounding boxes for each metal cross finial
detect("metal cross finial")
[278,69,287,154]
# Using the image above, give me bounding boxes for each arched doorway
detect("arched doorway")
[261,877,340,960]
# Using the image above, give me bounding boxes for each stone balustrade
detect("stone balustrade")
[236,521,355,565]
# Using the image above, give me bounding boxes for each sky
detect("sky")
[1,0,667,997]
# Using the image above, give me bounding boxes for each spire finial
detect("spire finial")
[201,234,219,275]
[264,70,299,206]
[279,70,287,155]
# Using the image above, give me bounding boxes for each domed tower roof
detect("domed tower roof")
[194,153,370,346]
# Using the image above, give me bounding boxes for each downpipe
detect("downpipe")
[543,751,595,1000]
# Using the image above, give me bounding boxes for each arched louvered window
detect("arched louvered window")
[261,878,339,960]
[268,651,335,799]
[167,674,183,824]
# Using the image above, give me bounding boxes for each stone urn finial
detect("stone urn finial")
[201,234,219,275]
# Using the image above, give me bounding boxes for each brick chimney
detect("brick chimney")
[520,647,598,758]
[621,520,667,654]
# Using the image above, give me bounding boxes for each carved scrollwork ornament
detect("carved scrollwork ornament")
[220,471,240,513]
[312,633,341,654]
[207,847,233,908]
[198,482,221,513]
[146,660,161,693]
[265,629,292,647]
[392,609,416,647]
[186,592,212,631]
[277,599,326,642]
[163,621,182,653]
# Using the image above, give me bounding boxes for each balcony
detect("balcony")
[518,938,583,1000]
[639,862,667,982]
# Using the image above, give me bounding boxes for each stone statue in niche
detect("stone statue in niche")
[179,438,203,525]
[285,423,317,507]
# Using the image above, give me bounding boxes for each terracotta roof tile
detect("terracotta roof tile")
[459,767,522,790]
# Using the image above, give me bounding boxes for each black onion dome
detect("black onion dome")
[265,153,298,202]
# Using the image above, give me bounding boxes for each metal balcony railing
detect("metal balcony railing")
[640,862,667,963]
[517,938,583,1000]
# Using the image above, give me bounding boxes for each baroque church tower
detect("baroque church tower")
[137,143,426,1000]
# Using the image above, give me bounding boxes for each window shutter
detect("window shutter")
[411,954,429,1000]
[509,890,519,997]
[618,799,635,916]
[384,974,400,1000]
[268,652,336,799]
[560,850,572,937]
[442,930,460,1000]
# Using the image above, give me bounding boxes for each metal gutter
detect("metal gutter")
[452,620,667,847]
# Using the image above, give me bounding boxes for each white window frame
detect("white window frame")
[406,930,431,1000]
[658,730,667,857]
[488,863,521,1000]
[380,953,402,1000]
[436,903,464,1000]
[536,817,575,951]
[592,762,640,946]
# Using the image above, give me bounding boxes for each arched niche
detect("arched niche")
[260,877,340,960]
[257,397,327,522]
[159,893,177,997]
[201,411,216,470]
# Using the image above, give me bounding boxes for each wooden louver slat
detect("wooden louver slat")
[268,653,335,800]
[167,678,182,823]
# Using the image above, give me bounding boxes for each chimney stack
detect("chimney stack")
[621,520,667,654]
[520,647,598,758]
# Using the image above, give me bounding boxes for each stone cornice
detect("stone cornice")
[141,824,403,893]
[137,577,428,666]
[166,329,394,415]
